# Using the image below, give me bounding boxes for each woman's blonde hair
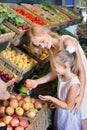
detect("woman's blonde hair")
[54,50,78,74]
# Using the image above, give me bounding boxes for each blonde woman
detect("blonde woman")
[25,24,87,130]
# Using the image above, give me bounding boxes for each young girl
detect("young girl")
[39,49,82,130]
[25,25,87,130]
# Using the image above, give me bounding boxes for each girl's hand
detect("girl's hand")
[39,95,52,102]
[71,95,82,114]
[24,79,38,90]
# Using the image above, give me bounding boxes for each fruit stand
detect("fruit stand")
[0,1,85,130]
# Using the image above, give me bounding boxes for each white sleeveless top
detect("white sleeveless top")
[57,76,80,101]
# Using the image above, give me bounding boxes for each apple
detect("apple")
[0,106,5,114]
[14,126,24,130]
[4,115,12,125]
[31,98,36,104]
[34,100,42,110]
[10,118,19,127]
[16,94,22,101]
[22,101,34,111]
[18,100,23,107]
[15,107,24,116]
[0,122,6,127]
[25,79,33,89]
[23,96,31,102]
[10,99,19,108]
[26,108,37,119]
[5,106,14,116]
[10,92,17,99]
[7,124,13,130]
[19,119,29,128]
[3,100,9,107]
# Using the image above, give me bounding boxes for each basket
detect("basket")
[0,63,18,88]
[24,103,51,130]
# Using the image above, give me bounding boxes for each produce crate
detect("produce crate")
[22,103,51,130]
[21,3,60,26]
[0,3,30,35]
[0,24,15,43]
[7,3,48,27]
[0,63,18,88]
[21,43,49,63]
[57,6,82,24]
[0,45,38,80]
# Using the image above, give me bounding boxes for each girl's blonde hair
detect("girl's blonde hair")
[54,50,78,74]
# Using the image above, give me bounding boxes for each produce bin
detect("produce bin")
[0,63,18,88]
[0,45,38,81]
[21,43,49,63]
[7,3,48,26]
[0,24,15,43]
[21,3,60,26]
[22,103,51,130]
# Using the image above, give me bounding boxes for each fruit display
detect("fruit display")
[22,43,49,62]
[0,2,29,32]
[8,3,47,26]
[0,93,43,119]
[34,4,68,23]
[21,4,60,25]
[0,46,37,72]
[40,2,71,21]
[0,92,51,130]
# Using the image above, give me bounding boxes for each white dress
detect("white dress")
[54,76,82,130]
[61,35,87,119]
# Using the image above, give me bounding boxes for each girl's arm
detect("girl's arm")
[39,84,80,110]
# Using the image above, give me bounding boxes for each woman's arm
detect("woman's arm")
[64,37,86,111]
[25,71,57,89]
[39,84,80,110]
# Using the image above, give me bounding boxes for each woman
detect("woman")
[25,24,87,130]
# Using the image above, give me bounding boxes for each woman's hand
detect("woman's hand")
[71,95,82,114]
[24,79,38,90]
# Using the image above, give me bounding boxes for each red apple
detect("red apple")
[7,124,13,130]
[16,95,22,101]
[10,99,19,108]
[34,100,42,110]
[5,106,14,116]
[14,126,24,130]
[15,107,24,116]
[31,98,36,104]
[0,106,5,114]
[23,96,31,102]
[18,100,23,107]
[19,119,29,128]
[10,118,19,127]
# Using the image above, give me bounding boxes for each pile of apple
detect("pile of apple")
[0,115,29,130]
[0,93,43,129]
